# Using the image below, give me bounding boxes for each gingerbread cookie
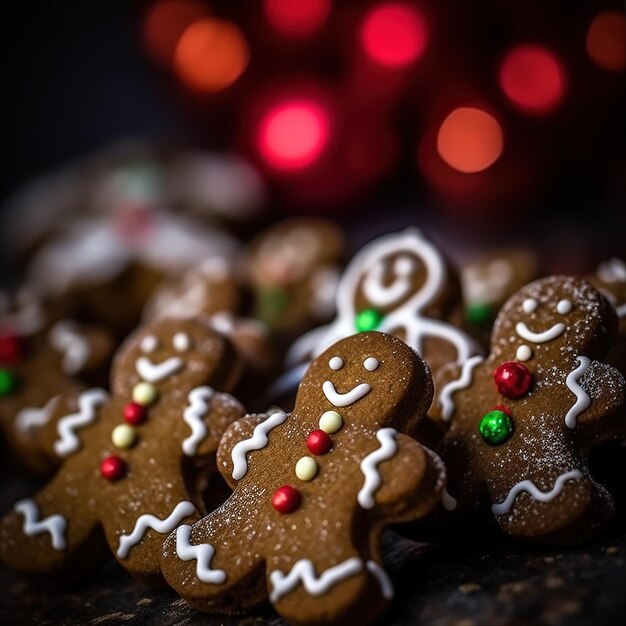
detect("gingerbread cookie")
[274,228,480,400]
[432,276,626,544]
[588,258,626,376]
[142,256,241,322]
[161,331,445,625]
[246,218,344,334]
[461,247,539,332]
[0,317,246,582]
[1,291,113,473]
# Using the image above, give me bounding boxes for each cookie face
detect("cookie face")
[493,276,616,365]
[113,318,241,398]
[160,332,444,625]
[462,248,539,326]
[142,256,241,322]
[0,317,246,582]
[432,276,626,544]
[275,228,479,401]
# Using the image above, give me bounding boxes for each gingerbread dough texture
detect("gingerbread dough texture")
[161,331,445,625]
[433,276,626,544]
[0,317,245,583]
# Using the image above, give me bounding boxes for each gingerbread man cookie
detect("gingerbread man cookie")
[0,317,246,582]
[432,276,626,544]
[246,218,344,334]
[161,332,445,625]
[273,228,480,400]
[1,291,112,473]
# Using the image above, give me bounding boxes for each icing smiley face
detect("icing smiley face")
[160,331,443,625]
[113,318,242,397]
[493,276,617,365]
[296,331,432,431]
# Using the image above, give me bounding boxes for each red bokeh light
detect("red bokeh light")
[174,18,249,93]
[499,45,565,114]
[257,99,331,171]
[436,107,504,174]
[360,2,428,69]
[264,0,332,38]
[142,0,209,66]
[586,11,626,72]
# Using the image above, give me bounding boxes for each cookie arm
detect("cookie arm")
[364,434,446,522]
[573,360,626,441]
[216,413,276,490]
[0,458,104,577]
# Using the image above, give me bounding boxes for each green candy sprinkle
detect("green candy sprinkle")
[466,302,493,326]
[0,368,18,396]
[478,409,513,446]
[355,308,383,332]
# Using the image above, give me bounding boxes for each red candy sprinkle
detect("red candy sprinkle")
[100,455,127,481]
[494,362,532,399]
[272,485,301,514]
[123,402,146,425]
[306,429,333,455]
[0,332,22,365]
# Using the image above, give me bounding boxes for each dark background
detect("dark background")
[1,0,624,264]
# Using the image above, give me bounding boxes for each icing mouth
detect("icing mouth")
[491,469,583,516]
[136,356,183,382]
[515,321,566,344]
[322,380,371,407]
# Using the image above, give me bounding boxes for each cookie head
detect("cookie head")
[493,276,616,364]
[295,331,432,432]
[112,317,240,397]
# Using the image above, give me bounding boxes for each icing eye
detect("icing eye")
[363,357,379,371]
[522,298,538,314]
[140,335,159,353]
[173,332,192,352]
[329,356,344,371]
[556,299,572,315]
[394,255,415,276]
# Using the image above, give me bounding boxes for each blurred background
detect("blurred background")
[1,0,624,284]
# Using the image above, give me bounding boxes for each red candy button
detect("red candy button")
[100,455,127,481]
[0,332,22,365]
[272,485,301,514]
[306,429,332,455]
[494,362,532,399]
[123,402,146,425]
[494,404,512,417]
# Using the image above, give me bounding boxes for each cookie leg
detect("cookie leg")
[491,470,614,545]
[161,500,266,614]
[0,471,103,578]
[267,548,392,626]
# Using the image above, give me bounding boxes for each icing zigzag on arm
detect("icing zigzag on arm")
[117,500,196,559]
[564,356,591,429]
[54,389,109,458]
[357,428,398,509]
[182,386,214,456]
[438,356,485,421]
[231,411,288,480]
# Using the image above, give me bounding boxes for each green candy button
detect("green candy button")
[355,308,383,332]
[0,368,18,396]
[478,409,513,445]
[466,302,493,326]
